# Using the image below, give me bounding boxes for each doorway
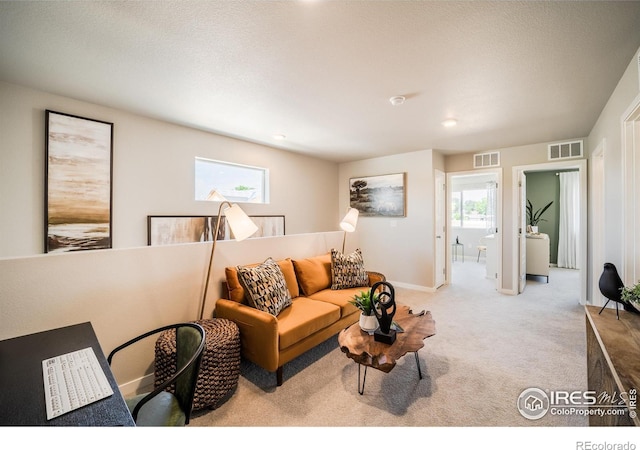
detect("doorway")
[512,160,587,303]
[446,169,502,291]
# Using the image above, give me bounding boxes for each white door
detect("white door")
[434,170,446,288]
[518,171,527,293]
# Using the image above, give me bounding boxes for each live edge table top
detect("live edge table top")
[338,304,436,373]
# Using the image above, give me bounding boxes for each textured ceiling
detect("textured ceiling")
[1,1,640,163]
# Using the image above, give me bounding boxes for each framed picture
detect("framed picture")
[349,173,406,217]
[45,110,114,253]
[147,215,285,246]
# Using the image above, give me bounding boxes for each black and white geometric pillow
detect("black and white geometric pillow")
[237,257,292,316]
[330,248,368,290]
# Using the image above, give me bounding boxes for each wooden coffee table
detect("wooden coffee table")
[338,304,436,394]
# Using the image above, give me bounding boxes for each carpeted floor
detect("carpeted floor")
[191,261,590,428]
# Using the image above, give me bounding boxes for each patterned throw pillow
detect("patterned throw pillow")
[237,257,292,316]
[331,248,369,290]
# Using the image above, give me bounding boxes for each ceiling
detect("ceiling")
[2,1,640,163]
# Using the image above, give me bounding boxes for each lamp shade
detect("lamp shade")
[340,208,359,232]
[224,204,258,241]
[206,189,228,202]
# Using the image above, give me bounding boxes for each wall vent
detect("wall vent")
[548,140,583,160]
[473,151,500,168]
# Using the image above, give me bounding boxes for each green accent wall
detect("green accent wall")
[526,170,577,264]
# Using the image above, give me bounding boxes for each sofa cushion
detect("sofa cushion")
[292,253,332,296]
[330,248,369,290]
[226,258,299,303]
[237,257,292,316]
[307,287,365,317]
[277,297,340,350]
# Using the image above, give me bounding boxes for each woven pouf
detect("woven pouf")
[154,318,241,411]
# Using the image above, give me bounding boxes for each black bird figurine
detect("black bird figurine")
[598,262,624,319]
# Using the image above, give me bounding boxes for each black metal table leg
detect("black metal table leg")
[358,364,367,395]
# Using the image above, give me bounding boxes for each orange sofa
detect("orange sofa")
[214,253,385,386]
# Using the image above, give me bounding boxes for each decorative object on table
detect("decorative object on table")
[338,304,436,395]
[155,318,241,411]
[598,262,625,319]
[620,279,640,314]
[350,289,379,332]
[147,214,284,246]
[199,190,258,320]
[349,173,406,217]
[45,110,113,253]
[371,281,397,344]
[339,207,359,253]
[526,199,553,234]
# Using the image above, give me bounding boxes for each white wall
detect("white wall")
[587,47,640,289]
[339,150,439,290]
[0,81,339,257]
[445,141,586,293]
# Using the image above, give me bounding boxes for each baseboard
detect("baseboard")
[499,288,517,295]
[388,280,436,293]
[118,373,153,397]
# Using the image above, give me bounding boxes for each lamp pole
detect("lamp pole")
[199,201,232,320]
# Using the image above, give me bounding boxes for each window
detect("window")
[451,181,498,231]
[195,158,269,203]
[451,188,489,229]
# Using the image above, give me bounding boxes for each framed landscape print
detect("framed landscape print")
[45,110,114,253]
[148,215,285,246]
[349,173,406,217]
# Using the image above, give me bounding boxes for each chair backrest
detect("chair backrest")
[108,322,205,425]
[173,324,205,420]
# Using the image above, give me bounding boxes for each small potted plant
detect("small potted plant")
[527,199,553,233]
[620,281,640,313]
[350,290,379,332]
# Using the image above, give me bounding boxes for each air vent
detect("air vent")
[473,151,500,168]
[548,140,583,160]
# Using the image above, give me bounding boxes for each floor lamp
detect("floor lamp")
[340,207,359,253]
[199,191,258,320]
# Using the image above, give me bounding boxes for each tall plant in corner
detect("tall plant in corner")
[527,199,553,229]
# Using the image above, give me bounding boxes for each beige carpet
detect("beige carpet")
[191,261,591,428]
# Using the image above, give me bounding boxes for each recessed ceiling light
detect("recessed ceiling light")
[389,96,405,106]
[272,134,286,140]
[442,118,458,127]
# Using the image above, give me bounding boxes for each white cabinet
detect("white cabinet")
[481,234,496,280]
[526,233,550,282]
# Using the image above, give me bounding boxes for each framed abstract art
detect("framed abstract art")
[45,110,114,253]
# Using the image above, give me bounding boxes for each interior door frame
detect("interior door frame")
[622,92,640,285]
[518,171,527,294]
[591,140,605,306]
[512,159,588,304]
[446,168,502,291]
[434,169,446,288]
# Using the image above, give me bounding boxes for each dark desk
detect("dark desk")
[0,322,134,426]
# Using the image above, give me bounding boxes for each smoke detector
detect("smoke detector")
[389,96,405,106]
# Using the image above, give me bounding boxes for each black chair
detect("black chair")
[598,262,624,319]
[108,323,205,426]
